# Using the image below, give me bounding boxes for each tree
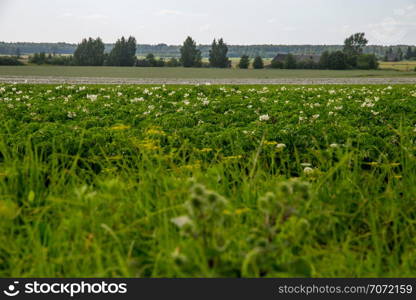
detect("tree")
[270,57,283,69]
[209,38,231,68]
[238,55,250,69]
[405,46,413,60]
[166,57,181,67]
[357,54,379,70]
[343,32,368,67]
[328,51,347,70]
[0,56,24,65]
[252,56,264,69]
[396,48,403,61]
[343,32,368,56]
[319,51,330,69]
[384,47,394,61]
[145,53,157,66]
[284,54,297,69]
[73,37,105,66]
[180,36,202,68]
[107,36,137,66]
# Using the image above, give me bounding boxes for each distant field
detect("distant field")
[1,65,415,79]
[379,60,416,71]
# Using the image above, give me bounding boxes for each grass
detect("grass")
[379,60,416,72]
[1,84,416,277]
[1,65,416,79]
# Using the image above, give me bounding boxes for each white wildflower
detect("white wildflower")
[259,114,270,121]
[87,94,98,101]
[303,167,314,175]
[67,111,76,119]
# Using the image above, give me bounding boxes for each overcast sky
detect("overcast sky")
[0,0,415,45]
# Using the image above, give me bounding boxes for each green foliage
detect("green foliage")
[73,37,105,66]
[29,53,73,65]
[238,55,250,69]
[397,48,403,61]
[136,53,166,67]
[0,56,23,66]
[209,38,231,68]
[252,56,264,69]
[343,32,368,56]
[284,54,297,69]
[343,33,369,68]
[328,51,347,70]
[107,36,137,67]
[0,41,414,60]
[1,84,416,277]
[270,57,284,69]
[180,37,202,68]
[319,51,330,69]
[166,57,181,67]
[294,60,314,69]
[405,47,413,60]
[357,54,379,70]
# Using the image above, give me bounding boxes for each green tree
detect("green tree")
[252,56,264,69]
[166,57,181,67]
[74,37,105,66]
[209,38,231,68]
[396,48,403,61]
[328,51,347,70]
[107,36,137,66]
[319,51,330,69]
[405,46,413,60]
[180,36,202,68]
[343,32,368,67]
[357,54,379,70]
[343,32,368,56]
[15,48,21,58]
[270,57,283,69]
[238,55,250,69]
[284,54,297,69]
[145,53,157,66]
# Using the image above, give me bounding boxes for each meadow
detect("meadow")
[0,83,416,277]
[1,65,416,80]
[379,60,416,72]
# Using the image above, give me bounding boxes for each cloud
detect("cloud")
[267,18,277,24]
[393,8,406,16]
[282,26,297,32]
[59,12,73,18]
[82,13,108,20]
[58,12,109,22]
[367,5,416,44]
[199,24,211,31]
[156,9,183,16]
[155,9,207,17]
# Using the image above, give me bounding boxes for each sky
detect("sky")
[0,0,416,45]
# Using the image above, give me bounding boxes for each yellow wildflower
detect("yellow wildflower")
[110,124,131,131]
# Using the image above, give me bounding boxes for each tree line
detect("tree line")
[383,46,416,62]
[1,33,414,70]
[27,36,232,68]
[1,41,415,59]
[238,33,378,70]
